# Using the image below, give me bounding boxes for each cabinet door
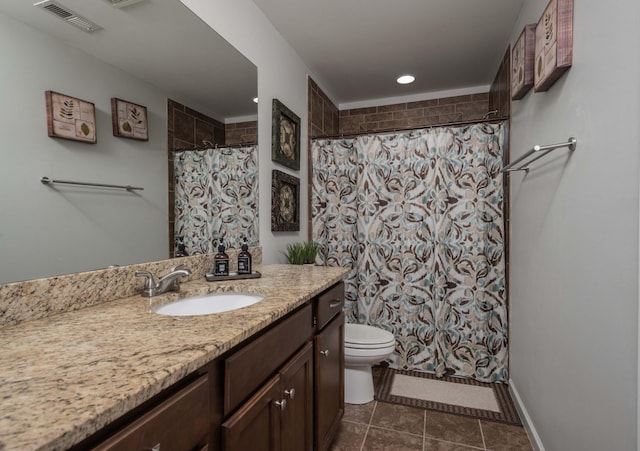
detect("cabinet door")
[314,312,344,451]
[222,375,282,451]
[280,342,314,451]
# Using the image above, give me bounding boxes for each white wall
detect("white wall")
[508,1,640,449]
[180,0,311,263]
[0,13,168,283]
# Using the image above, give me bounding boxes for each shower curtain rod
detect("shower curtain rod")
[311,117,507,141]
[172,141,257,152]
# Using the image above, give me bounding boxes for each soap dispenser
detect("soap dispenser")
[214,239,230,276]
[237,238,252,275]
[174,236,188,257]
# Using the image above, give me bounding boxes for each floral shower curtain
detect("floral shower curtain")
[311,123,507,382]
[174,145,258,254]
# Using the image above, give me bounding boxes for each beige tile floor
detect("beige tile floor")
[330,400,534,451]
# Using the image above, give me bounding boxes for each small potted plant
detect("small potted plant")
[302,240,320,265]
[285,240,320,265]
[285,242,306,265]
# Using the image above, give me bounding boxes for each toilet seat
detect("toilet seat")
[345,324,395,349]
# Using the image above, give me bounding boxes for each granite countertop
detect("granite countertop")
[0,264,350,451]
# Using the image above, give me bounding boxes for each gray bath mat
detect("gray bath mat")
[374,367,522,425]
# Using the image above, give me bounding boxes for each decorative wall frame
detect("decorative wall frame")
[511,24,536,100]
[45,91,96,143]
[271,169,300,231]
[111,98,148,141]
[271,99,300,170]
[534,0,573,92]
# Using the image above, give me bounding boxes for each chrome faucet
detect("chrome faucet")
[135,264,192,297]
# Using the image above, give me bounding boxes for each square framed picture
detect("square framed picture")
[271,169,300,231]
[45,91,96,143]
[111,98,149,141]
[272,99,300,170]
[511,24,536,100]
[534,0,573,92]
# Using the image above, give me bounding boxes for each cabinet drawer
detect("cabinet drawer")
[315,282,344,331]
[224,303,313,415]
[94,375,209,451]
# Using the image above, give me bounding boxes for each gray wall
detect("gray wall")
[0,13,168,283]
[182,0,312,264]
[508,0,639,449]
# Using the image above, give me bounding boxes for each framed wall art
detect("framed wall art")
[45,91,96,143]
[111,98,148,141]
[534,0,573,92]
[271,169,300,231]
[511,24,536,100]
[272,99,300,170]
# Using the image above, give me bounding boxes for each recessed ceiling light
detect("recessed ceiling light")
[397,75,415,85]
[252,97,258,104]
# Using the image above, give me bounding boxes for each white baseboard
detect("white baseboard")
[509,378,545,451]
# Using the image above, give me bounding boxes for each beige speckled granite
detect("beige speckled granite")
[0,263,349,451]
[0,247,262,328]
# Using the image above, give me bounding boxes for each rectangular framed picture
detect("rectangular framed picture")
[534,0,573,92]
[111,98,149,141]
[271,99,300,170]
[271,169,300,231]
[45,91,96,143]
[511,24,536,100]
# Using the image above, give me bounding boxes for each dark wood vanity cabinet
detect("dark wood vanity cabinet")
[221,303,314,451]
[222,343,314,451]
[313,283,345,451]
[221,282,345,451]
[314,312,344,451]
[79,281,345,451]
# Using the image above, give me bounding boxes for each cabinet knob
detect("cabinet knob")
[329,300,342,308]
[145,444,161,451]
[284,388,296,399]
[275,399,287,410]
[320,349,330,357]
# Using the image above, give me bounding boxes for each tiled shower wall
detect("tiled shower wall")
[489,47,511,118]
[225,121,258,145]
[166,99,257,255]
[309,77,340,138]
[488,46,511,309]
[307,78,340,237]
[339,93,491,135]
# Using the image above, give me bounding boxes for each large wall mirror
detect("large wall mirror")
[0,0,257,284]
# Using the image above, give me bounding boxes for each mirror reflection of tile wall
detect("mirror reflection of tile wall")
[168,99,225,255]
[167,99,258,256]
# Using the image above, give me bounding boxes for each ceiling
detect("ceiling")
[252,0,525,106]
[0,0,257,121]
[0,0,525,115]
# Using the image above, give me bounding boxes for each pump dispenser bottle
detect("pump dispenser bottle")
[237,238,252,275]
[214,240,229,276]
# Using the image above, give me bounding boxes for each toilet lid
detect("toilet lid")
[345,323,395,348]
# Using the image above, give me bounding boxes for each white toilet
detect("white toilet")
[344,323,395,404]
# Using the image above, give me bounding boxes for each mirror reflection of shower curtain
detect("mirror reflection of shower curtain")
[312,123,507,382]
[174,145,258,255]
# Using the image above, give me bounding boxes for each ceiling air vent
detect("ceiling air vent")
[33,1,102,33]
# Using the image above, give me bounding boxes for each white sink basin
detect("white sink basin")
[153,292,264,316]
